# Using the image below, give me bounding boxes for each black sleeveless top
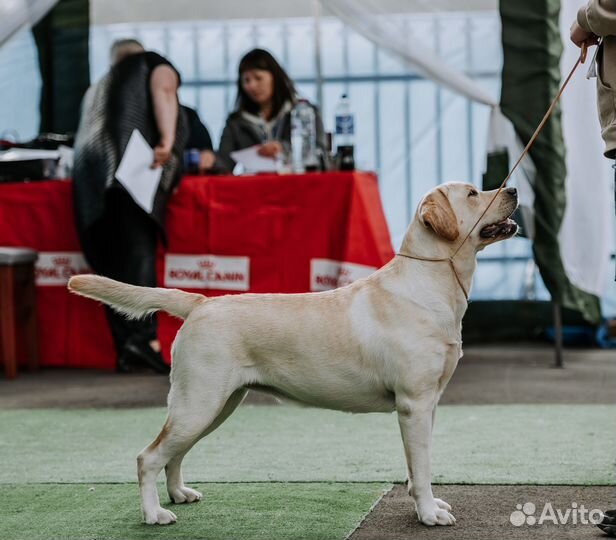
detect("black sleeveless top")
[73,52,188,242]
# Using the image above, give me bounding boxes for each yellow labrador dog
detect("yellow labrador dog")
[69,182,518,527]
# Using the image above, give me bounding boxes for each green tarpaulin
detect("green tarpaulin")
[33,0,89,135]
[490,0,601,323]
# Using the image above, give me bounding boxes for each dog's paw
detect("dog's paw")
[417,502,456,526]
[143,507,177,525]
[433,497,452,512]
[169,486,202,504]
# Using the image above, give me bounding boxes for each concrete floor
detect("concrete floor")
[440,345,616,405]
[349,485,616,540]
[1,344,614,408]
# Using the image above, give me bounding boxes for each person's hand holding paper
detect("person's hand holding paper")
[115,129,162,214]
[230,145,278,173]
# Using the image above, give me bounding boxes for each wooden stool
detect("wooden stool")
[0,247,39,379]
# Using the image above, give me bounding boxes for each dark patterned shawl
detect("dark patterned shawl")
[72,52,188,242]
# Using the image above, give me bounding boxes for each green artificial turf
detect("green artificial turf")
[0,482,390,540]
[0,404,614,485]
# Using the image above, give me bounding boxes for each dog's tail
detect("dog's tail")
[68,275,205,320]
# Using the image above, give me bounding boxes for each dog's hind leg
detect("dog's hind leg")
[165,388,248,504]
[137,383,242,525]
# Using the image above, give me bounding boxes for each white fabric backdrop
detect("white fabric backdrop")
[320,0,497,106]
[559,0,614,297]
[0,0,57,47]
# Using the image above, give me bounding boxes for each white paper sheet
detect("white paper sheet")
[230,145,277,173]
[115,129,162,213]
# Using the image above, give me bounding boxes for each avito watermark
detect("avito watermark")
[510,502,604,527]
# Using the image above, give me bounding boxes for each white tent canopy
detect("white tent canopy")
[90,0,497,24]
[321,0,496,106]
[0,0,57,47]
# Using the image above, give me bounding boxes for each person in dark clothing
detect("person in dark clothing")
[73,39,188,374]
[181,105,218,172]
[217,48,327,173]
[183,106,214,149]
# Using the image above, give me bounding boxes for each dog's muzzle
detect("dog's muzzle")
[479,188,519,239]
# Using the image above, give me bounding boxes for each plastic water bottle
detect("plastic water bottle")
[290,99,318,173]
[334,94,355,170]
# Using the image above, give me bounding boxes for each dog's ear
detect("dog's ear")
[419,189,459,241]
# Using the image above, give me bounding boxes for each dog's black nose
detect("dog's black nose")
[506,187,517,197]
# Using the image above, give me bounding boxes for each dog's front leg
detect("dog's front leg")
[396,397,455,526]
[429,404,452,514]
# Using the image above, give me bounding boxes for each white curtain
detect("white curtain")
[559,0,614,298]
[0,0,57,47]
[320,0,496,106]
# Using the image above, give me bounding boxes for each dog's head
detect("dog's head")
[414,182,519,251]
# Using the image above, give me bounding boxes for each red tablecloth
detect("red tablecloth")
[0,172,394,369]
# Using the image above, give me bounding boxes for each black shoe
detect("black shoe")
[116,352,136,373]
[597,510,616,537]
[116,347,149,373]
[124,342,170,375]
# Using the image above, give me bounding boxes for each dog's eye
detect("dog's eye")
[468,190,479,198]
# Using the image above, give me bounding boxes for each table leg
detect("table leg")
[24,265,39,372]
[0,266,17,379]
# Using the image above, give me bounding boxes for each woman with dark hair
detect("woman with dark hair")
[217,48,327,173]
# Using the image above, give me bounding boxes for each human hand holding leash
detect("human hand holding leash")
[570,21,599,49]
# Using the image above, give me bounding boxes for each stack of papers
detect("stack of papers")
[0,148,60,161]
[230,145,277,173]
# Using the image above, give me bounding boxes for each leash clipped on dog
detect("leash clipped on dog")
[397,44,589,300]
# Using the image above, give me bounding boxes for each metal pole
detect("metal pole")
[553,301,564,368]
[313,0,324,108]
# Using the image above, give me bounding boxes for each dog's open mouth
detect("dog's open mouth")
[479,217,518,239]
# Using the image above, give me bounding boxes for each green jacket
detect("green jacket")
[578,0,616,158]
